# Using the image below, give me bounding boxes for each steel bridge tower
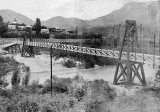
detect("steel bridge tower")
[21,27,34,57]
[113,20,146,86]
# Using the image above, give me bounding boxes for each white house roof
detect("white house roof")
[11,21,18,24]
[26,25,32,28]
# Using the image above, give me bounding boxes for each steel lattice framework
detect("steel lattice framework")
[113,20,146,86]
[21,27,34,57]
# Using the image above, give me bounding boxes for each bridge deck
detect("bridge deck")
[14,40,160,66]
[2,42,18,49]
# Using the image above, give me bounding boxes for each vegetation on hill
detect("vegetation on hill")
[1,64,160,112]
[0,60,118,112]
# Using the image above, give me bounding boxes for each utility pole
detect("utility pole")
[50,45,53,97]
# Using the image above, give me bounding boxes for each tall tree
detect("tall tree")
[34,18,41,34]
[0,16,7,36]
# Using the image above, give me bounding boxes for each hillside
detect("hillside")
[0,9,34,25]
[42,16,88,28]
[0,1,160,29]
[88,1,160,29]
[42,1,160,29]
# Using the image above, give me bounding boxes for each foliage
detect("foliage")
[34,33,49,39]
[0,79,8,88]
[1,32,25,38]
[84,55,96,69]
[74,88,85,101]
[11,69,20,89]
[0,89,14,99]
[41,25,47,29]
[20,99,39,112]
[63,59,76,68]
[0,16,8,35]
[155,70,160,82]
[33,18,41,34]
[0,56,20,89]
[108,92,160,112]
[42,79,69,94]
[85,79,116,112]
[22,67,31,87]
[27,79,43,94]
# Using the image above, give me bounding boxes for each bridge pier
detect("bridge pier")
[113,61,146,86]
[21,46,34,57]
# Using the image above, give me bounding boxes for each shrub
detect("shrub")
[27,79,42,94]
[86,98,103,112]
[20,99,39,112]
[11,70,20,89]
[5,103,19,112]
[42,80,69,94]
[155,70,160,82]
[1,32,25,38]
[34,33,49,39]
[74,88,85,101]
[22,67,31,87]
[84,55,96,69]
[0,79,9,88]
[108,92,160,112]
[91,79,116,101]
[63,59,76,68]
[0,89,14,99]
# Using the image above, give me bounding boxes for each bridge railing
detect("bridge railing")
[16,38,160,66]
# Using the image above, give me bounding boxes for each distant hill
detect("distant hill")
[1,1,160,30]
[42,1,160,30]
[42,16,88,28]
[87,1,160,29]
[0,9,34,25]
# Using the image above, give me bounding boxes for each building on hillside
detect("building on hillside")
[61,30,69,35]
[26,25,32,29]
[18,26,25,31]
[41,29,49,34]
[8,24,16,30]
[8,18,26,31]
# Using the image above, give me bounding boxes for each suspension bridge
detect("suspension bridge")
[1,20,160,87]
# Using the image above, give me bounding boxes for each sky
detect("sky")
[0,0,157,21]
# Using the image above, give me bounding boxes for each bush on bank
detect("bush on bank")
[1,32,49,39]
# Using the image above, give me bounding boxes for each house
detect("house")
[8,18,26,30]
[26,25,32,28]
[8,24,17,30]
[18,26,25,31]
[41,29,49,34]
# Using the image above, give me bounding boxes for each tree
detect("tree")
[33,18,41,34]
[11,69,20,89]
[0,16,6,36]
[41,25,47,29]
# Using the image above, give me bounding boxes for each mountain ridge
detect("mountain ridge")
[0,1,160,30]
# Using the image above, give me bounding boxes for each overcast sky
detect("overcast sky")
[0,0,157,21]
